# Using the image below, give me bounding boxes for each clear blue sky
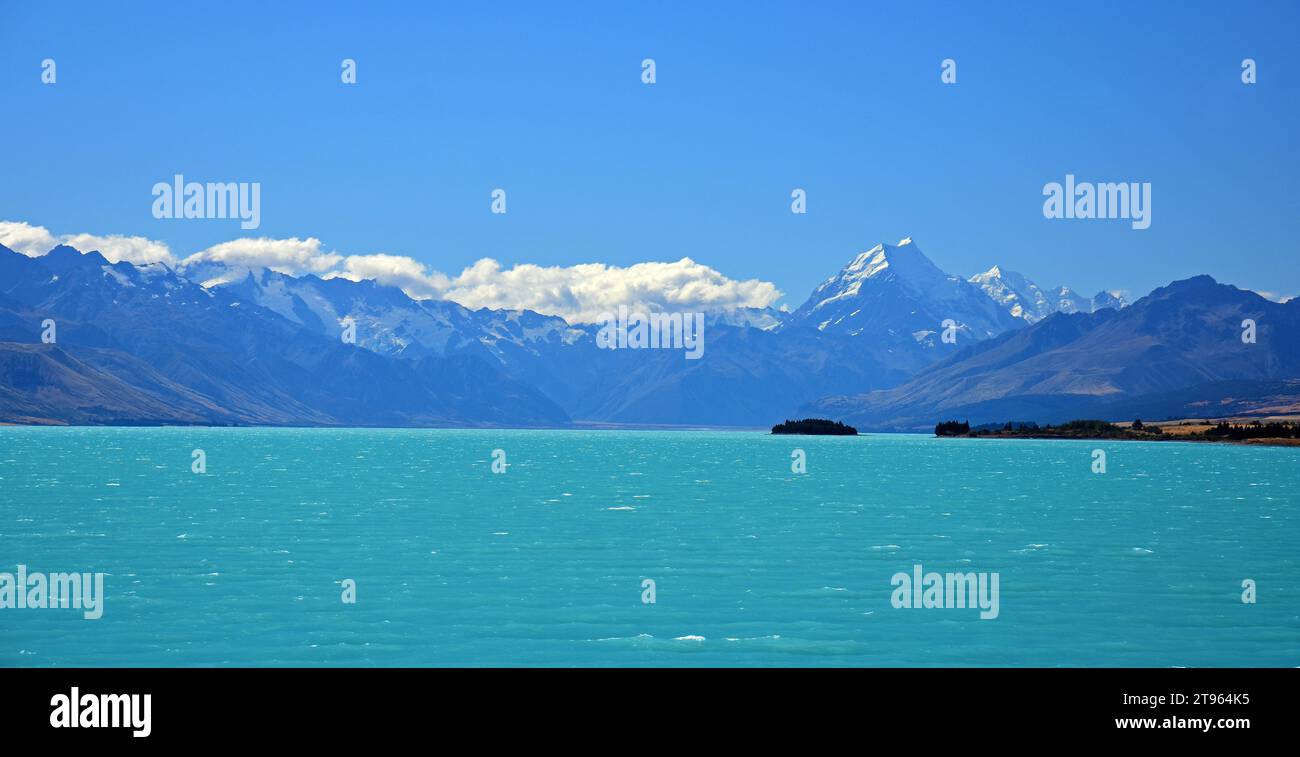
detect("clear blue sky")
[2,0,1297,305]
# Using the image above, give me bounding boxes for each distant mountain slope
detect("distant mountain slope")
[0,343,229,425]
[552,323,915,426]
[0,244,569,426]
[804,276,1300,430]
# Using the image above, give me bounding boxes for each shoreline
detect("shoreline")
[936,416,1300,447]
[939,432,1300,447]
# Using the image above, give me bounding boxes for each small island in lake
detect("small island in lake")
[771,418,859,435]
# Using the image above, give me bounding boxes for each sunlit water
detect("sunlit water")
[1,427,1296,666]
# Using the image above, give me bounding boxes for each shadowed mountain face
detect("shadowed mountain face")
[0,343,227,425]
[804,276,1300,430]
[0,245,569,426]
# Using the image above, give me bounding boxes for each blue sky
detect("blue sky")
[1,0,1297,306]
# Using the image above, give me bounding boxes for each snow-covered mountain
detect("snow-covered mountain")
[190,241,1117,383]
[0,244,570,426]
[969,265,1128,323]
[783,238,1023,350]
[207,267,586,363]
[1087,289,1128,312]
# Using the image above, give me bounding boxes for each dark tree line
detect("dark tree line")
[1205,421,1300,440]
[934,420,970,436]
[935,418,1163,438]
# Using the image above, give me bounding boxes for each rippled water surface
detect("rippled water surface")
[1,427,1296,666]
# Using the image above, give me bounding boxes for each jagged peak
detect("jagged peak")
[42,244,109,268]
[971,264,1016,282]
[844,237,926,274]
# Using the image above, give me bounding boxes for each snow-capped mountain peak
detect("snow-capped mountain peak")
[814,238,960,312]
[785,237,1023,347]
[968,265,1052,322]
[969,266,1128,323]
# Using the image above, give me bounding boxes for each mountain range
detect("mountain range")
[2,237,1293,430]
[968,265,1127,323]
[805,276,1300,429]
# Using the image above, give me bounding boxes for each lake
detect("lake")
[1,427,1295,666]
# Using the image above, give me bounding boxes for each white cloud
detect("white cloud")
[435,257,782,323]
[332,254,451,299]
[0,221,56,256]
[185,235,782,323]
[62,233,174,266]
[2,222,782,323]
[180,237,342,275]
[0,220,175,265]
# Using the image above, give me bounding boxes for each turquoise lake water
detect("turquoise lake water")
[0,427,1296,666]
